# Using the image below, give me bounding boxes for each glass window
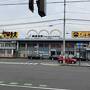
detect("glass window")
[5,43,10,47]
[0,49,5,54]
[19,43,25,47]
[1,43,4,47]
[7,50,11,54]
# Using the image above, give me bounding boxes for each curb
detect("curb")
[60,64,90,67]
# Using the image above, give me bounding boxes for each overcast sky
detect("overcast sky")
[0,0,90,38]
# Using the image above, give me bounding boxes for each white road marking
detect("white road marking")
[0,84,7,86]
[0,81,4,84]
[32,63,39,65]
[40,63,59,66]
[9,82,18,85]
[0,83,70,90]
[0,62,59,66]
[24,83,32,86]
[39,84,47,87]
[0,62,38,65]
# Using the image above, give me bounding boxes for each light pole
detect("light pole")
[63,0,66,62]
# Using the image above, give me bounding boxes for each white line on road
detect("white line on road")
[39,84,47,87]
[0,81,4,84]
[9,82,19,85]
[0,62,59,66]
[24,83,32,86]
[0,62,38,65]
[0,83,70,90]
[40,63,59,66]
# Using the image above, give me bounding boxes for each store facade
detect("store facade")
[17,38,90,60]
[0,38,89,60]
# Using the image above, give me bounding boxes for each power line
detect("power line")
[0,1,90,6]
[0,3,27,6]
[1,11,90,22]
[67,19,90,22]
[48,0,90,3]
[66,11,90,15]
[3,22,90,31]
[2,23,61,30]
[0,19,61,26]
[0,0,11,2]
[1,18,90,26]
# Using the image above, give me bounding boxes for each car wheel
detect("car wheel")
[72,61,76,64]
[60,61,63,63]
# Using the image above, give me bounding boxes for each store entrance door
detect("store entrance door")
[51,49,57,56]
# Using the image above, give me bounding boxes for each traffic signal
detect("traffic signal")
[29,0,34,12]
[36,0,46,17]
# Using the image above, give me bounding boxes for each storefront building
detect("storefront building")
[17,38,90,60]
[0,31,90,60]
[0,38,90,60]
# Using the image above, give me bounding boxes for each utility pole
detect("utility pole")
[63,0,66,63]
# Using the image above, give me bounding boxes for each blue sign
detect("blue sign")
[77,43,81,48]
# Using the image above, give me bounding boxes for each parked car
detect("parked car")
[57,55,77,64]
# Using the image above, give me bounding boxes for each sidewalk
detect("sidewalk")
[60,61,90,67]
[0,58,90,67]
[0,58,57,63]
[0,58,28,62]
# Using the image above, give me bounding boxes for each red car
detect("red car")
[57,56,77,64]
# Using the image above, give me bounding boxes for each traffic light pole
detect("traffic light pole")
[63,0,66,63]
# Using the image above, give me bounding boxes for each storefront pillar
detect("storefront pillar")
[74,44,77,56]
[49,43,51,56]
[25,43,27,50]
[16,42,19,51]
[37,43,39,55]
[11,49,13,56]
[5,50,7,57]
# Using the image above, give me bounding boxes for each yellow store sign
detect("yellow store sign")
[72,31,90,38]
[0,31,19,39]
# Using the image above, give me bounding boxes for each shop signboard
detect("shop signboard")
[0,31,19,39]
[72,31,90,38]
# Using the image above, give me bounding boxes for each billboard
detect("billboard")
[72,31,90,38]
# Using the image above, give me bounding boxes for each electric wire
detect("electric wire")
[0,0,90,27]
[0,1,90,6]
[3,22,90,31]
[1,18,90,27]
